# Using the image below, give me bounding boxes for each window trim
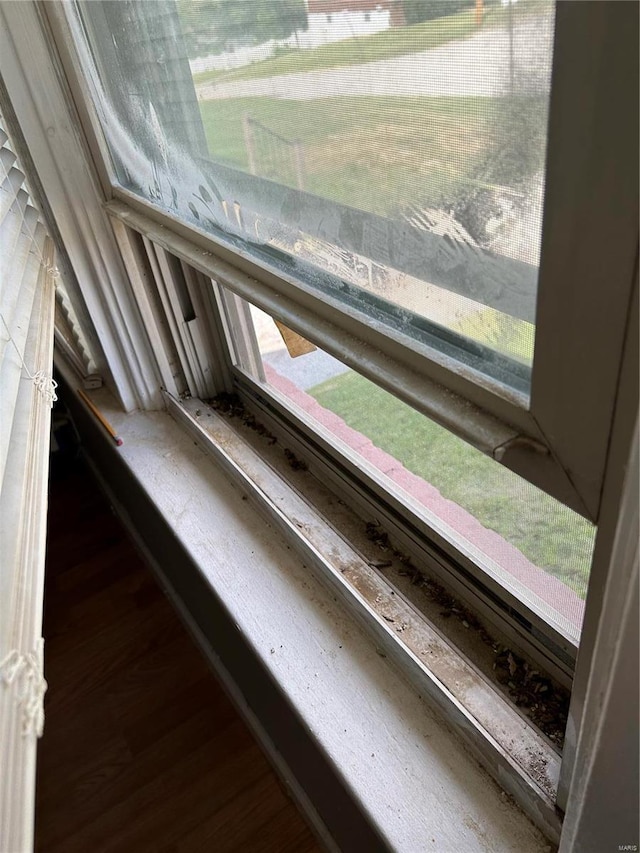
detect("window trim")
[558,423,638,847]
[556,276,639,811]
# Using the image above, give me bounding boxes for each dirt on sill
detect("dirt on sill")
[204,391,570,750]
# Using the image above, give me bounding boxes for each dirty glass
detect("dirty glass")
[78,0,555,391]
[223,289,594,642]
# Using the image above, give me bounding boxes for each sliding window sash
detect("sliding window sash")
[104,193,587,515]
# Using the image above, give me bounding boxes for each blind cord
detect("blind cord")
[1,270,59,409]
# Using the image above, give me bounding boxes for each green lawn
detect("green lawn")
[308,370,594,597]
[201,95,497,217]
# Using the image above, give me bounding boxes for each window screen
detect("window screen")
[78,0,555,391]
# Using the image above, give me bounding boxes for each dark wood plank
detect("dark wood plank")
[35,459,322,853]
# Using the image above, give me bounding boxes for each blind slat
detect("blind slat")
[0,145,19,175]
[0,218,47,354]
[0,168,27,225]
[0,192,32,283]
[0,210,43,324]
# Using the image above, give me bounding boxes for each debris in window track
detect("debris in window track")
[208,394,307,469]
[525,747,553,798]
[208,392,247,418]
[284,448,308,471]
[209,392,277,441]
[493,648,569,747]
[365,521,390,550]
[362,518,570,747]
[206,394,569,748]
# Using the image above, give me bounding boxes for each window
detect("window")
[68,0,636,511]
[21,0,638,842]
[63,0,635,634]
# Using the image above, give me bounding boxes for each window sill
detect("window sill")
[60,367,557,852]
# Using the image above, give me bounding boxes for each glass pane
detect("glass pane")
[78,0,555,390]
[226,292,594,643]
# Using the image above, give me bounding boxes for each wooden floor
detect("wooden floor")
[36,457,322,853]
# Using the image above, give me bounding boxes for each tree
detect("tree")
[402,0,474,25]
[177,0,308,59]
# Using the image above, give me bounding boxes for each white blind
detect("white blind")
[0,109,56,853]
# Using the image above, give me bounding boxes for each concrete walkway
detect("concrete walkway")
[197,17,553,102]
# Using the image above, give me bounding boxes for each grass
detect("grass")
[308,370,595,596]
[201,95,497,217]
[192,9,482,87]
